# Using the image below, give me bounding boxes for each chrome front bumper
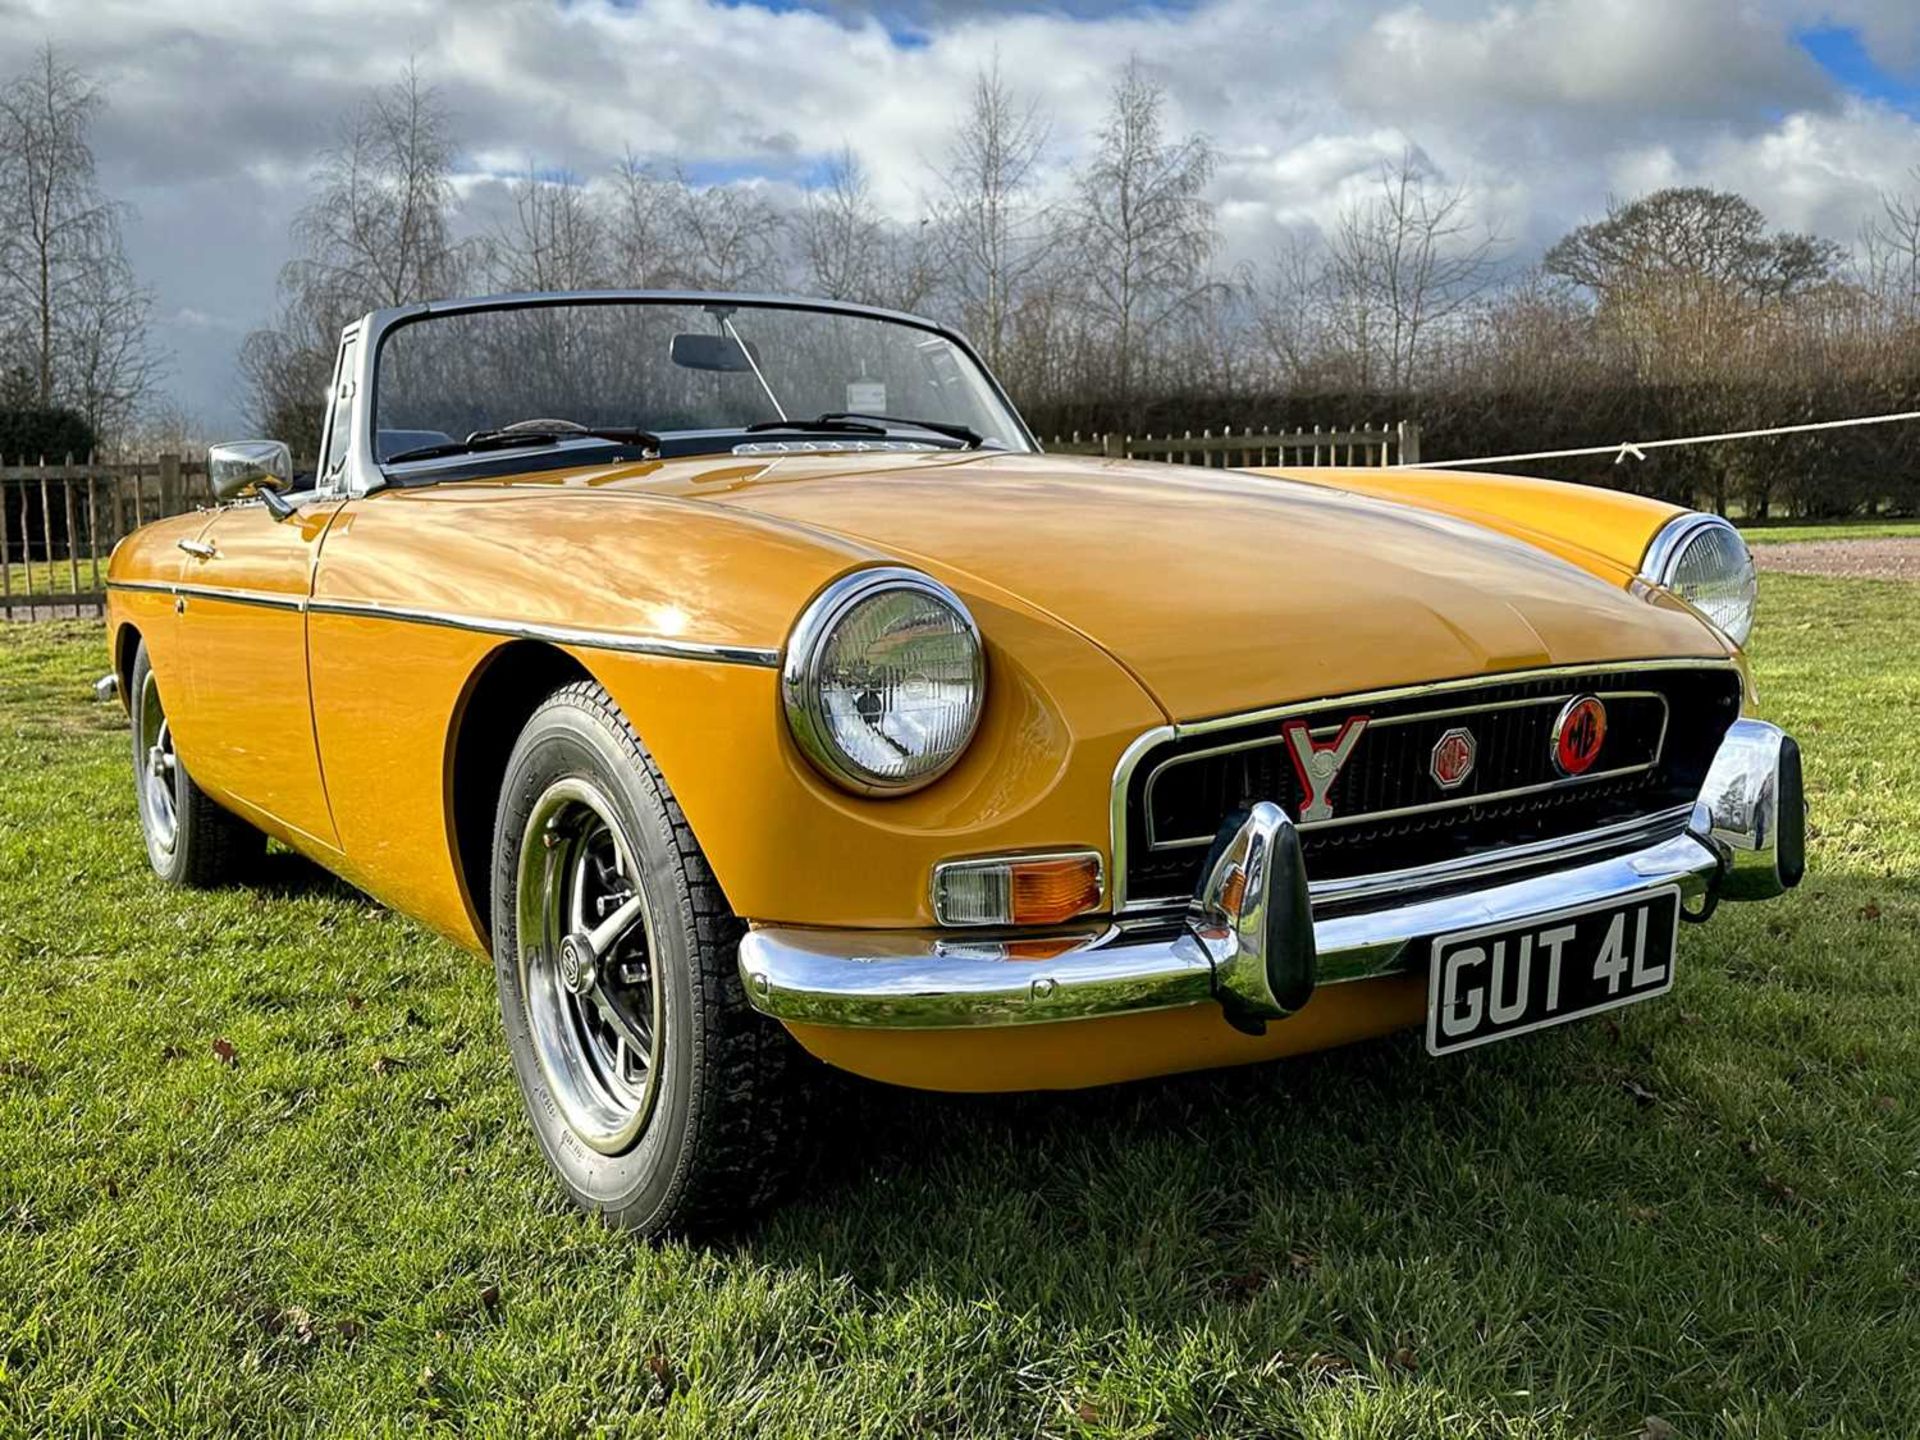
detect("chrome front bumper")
[738,719,1805,1031]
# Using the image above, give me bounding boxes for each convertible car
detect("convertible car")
[102,292,1804,1234]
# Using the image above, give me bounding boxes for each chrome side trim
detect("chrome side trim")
[1108,658,1738,911]
[306,597,782,667]
[111,578,304,611]
[104,581,779,666]
[738,830,1724,1030]
[176,584,304,612]
[1140,687,1672,851]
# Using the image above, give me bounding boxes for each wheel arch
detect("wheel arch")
[111,619,143,712]
[444,640,597,950]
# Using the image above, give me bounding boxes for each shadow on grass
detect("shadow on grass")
[732,864,1914,1356]
[250,845,367,903]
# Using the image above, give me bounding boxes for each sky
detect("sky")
[5,0,1919,433]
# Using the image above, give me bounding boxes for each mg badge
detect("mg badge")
[1552,695,1608,775]
[1430,726,1477,790]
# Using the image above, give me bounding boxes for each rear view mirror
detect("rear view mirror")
[670,332,759,373]
[209,440,293,500]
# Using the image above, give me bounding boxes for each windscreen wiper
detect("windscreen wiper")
[741,413,984,448]
[820,413,984,448]
[384,426,661,465]
[742,416,889,437]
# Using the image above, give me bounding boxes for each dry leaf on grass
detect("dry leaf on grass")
[211,1038,238,1067]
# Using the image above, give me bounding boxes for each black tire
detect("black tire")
[490,680,806,1235]
[129,640,265,887]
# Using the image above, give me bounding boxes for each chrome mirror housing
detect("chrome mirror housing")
[208,440,293,502]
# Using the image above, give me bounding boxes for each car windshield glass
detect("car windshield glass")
[372,299,1029,462]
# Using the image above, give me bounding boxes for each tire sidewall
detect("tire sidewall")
[130,643,189,884]
[491,695,704,1228]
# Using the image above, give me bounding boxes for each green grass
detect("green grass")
[2,576,1917,1438]
[1738,520,1920,545]
[0,559,102,598]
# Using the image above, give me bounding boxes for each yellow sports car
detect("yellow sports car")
[102,292,1804,1234]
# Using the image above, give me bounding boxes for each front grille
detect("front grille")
[1122,665,1742,907]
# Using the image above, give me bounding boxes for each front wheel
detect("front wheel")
[129,640,264,886]
[490,681,806,1235]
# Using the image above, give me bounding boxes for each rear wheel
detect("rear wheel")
[490,680,805,1235]
[129,640,264,886]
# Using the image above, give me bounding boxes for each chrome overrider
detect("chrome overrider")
[737,718,1805,1031]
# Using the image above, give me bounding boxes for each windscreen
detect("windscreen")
[372,300,1028,456]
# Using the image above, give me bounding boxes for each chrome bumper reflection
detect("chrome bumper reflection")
[738,718,1803,1032]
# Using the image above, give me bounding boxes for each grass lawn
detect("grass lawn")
[2,575,1917,1438]
[1738,520,1920,545]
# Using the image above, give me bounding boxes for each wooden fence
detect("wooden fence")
[1047,421,1420,468]
[1,456,212,620]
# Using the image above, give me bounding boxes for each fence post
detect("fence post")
[1101,432,1118,459]
[159,453,181,516]
[1,478,11,618]
[63,469,81,600]
[1398,420,1421,466]
[39,462,55,601]
[87,476,102,595]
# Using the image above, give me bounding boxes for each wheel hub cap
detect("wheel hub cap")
[514,778,666,1155]
[558,933,597,996]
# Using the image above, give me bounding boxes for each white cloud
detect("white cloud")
[2,0,1915,428]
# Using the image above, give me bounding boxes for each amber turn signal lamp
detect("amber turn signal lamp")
[932,851,1105,927]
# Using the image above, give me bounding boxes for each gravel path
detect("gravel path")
[1753,537,1920,582]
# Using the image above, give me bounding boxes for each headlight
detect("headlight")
[781,567,986,794]
[1641,513,1757,647]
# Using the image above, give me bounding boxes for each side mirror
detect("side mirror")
[209,440,295,518]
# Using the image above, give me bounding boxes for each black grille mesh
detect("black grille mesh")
[1124,667,1742,905]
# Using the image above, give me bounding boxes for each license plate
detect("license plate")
[1425,888,1680,1056]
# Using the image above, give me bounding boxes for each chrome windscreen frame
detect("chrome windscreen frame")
[1107,658,1744,915]
[338,289,1040,499]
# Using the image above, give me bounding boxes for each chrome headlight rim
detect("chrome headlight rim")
[1639,512,1757,647]
[780,566,987,797]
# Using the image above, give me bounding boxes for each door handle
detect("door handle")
[177,539,217,560]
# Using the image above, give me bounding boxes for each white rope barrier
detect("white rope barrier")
[1393,408,1920,471]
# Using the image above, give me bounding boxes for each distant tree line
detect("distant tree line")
[2,41,1914,517]
[240,61,1920,517]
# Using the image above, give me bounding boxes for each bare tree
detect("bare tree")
[606,151,681,288]
[1859,167,1920,320]
[241,63,472,449]
[286,62,469,313]
[660,167,787,291]
[1072,59,1217,413]
[798,146,889,304]
[490,164,609,292]
[0,44,158,442]
[926,58,1051,372]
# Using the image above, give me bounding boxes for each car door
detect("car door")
[175,336,359,852]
